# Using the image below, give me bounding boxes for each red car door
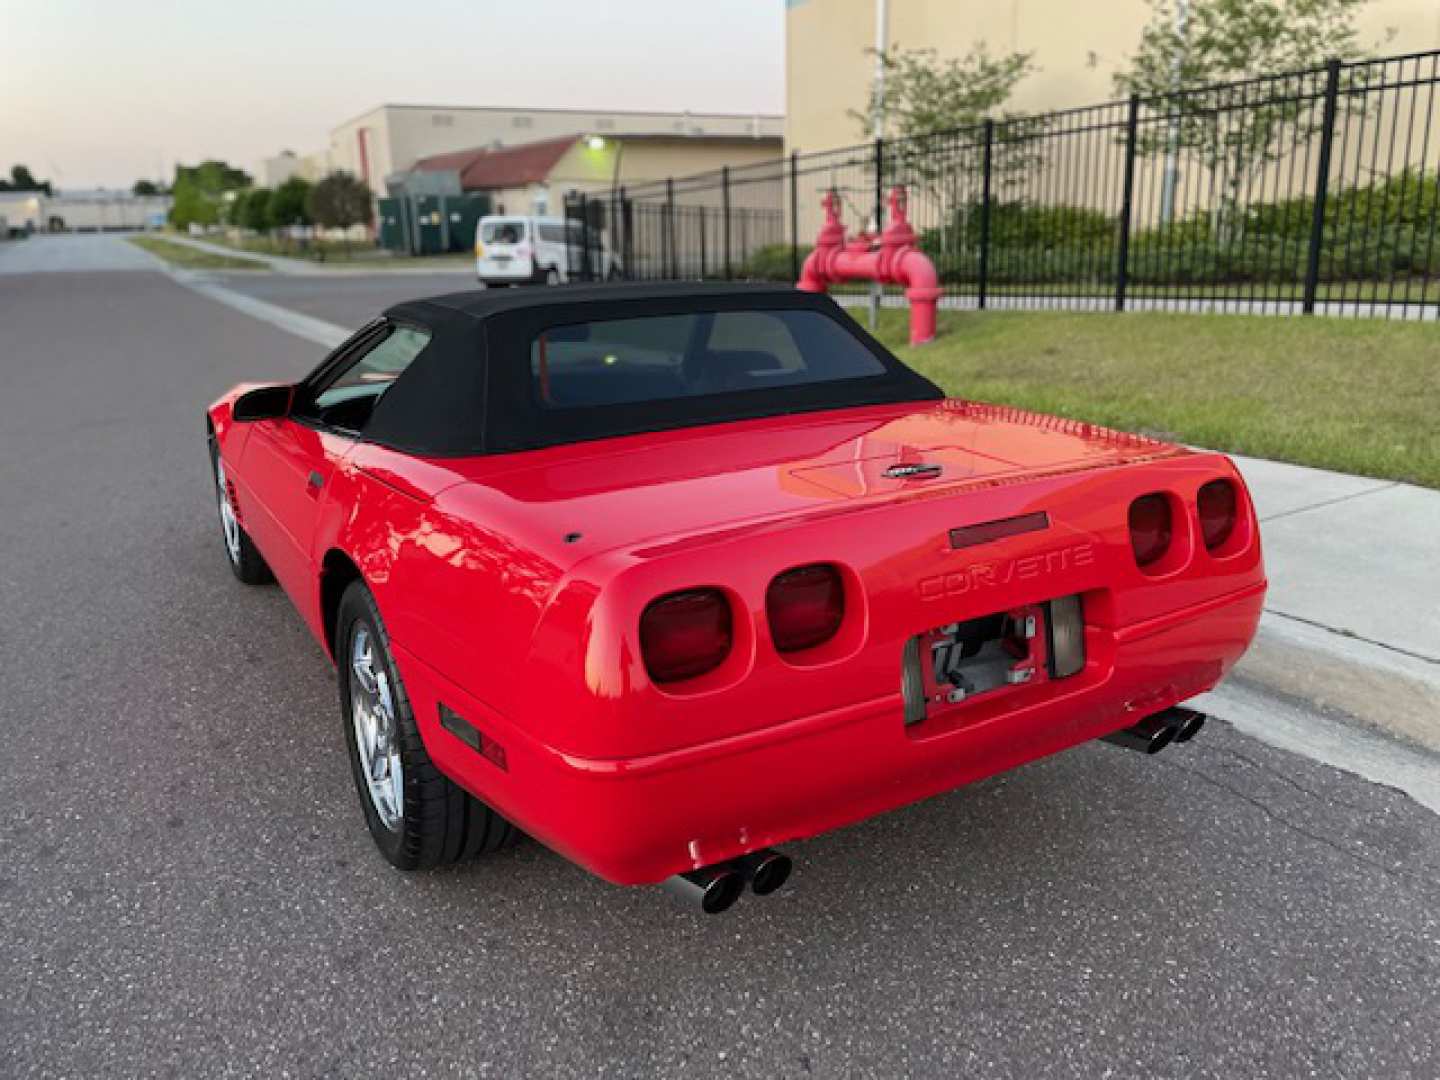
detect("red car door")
[238,321,434,607]
[238,417,355,600]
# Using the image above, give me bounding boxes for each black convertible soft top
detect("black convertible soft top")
[355,282,942,456]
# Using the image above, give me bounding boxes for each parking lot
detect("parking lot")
[2,235,1438,1078]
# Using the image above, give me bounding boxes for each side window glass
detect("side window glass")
[305,325,431,432]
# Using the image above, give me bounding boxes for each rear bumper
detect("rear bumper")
[476,262,540,285]
[398,581,1264,885]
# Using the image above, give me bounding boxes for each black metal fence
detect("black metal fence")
[566,49,1440,319]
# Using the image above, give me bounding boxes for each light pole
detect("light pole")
[1160,0,1189,224]
[868,0,889,330]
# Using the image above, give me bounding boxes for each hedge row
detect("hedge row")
[733,170,1438,286]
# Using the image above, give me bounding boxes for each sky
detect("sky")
[0,0,786,191]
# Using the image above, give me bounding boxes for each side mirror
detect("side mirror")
[233,384,293,422]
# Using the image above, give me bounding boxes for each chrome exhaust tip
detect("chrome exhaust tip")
[736,849,792,896]
[1101,712,1179,755]
[662,865,745,914]
[1171,708,1206,743]
[1101,707,1207,754]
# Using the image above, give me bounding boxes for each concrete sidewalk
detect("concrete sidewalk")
[1226,454,1440,752]
[160,233,476,277]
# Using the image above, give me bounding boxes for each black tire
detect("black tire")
[209,440,273,585]
[336,580,516,870]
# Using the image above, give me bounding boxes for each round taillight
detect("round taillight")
[766,564,845,653]
[1128,493,1173,568]
[1197,479,1238,551]
[639,589,732,684]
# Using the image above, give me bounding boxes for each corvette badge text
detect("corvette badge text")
[918,543,1097,600]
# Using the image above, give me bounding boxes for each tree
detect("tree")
[1114,0,1374,232]
[270,176,312,230]
[240,188,273,234]
[851,43,1035,143]
[0,164,53,195]
[849,44,1039,257]
[308,171,374,252]
[168,160,251,230]
[132,179,164,196]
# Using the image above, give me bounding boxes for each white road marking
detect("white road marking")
[168,270,350,349]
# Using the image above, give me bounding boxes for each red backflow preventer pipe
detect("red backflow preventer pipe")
[796,186,941,346]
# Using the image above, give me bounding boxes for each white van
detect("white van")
[474,215,616,286]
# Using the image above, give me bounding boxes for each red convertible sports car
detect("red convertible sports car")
[208,282,1265,913]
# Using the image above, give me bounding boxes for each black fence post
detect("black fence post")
[579,193,592,282]
[666,177,677,278]
[1303,59,1343,315]
[978,119,994,310]
[1115,94,1141,312]
[790,151,800,282]
[873,138,885,232]
[699,206,708,278]
[722,166,732,279]
[618,186,630,280]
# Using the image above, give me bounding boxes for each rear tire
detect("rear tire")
[336,580,516,870]
[210,441,272,585]
[544,267,561,286]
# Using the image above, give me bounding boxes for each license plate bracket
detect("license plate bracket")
[902,602,1052,726]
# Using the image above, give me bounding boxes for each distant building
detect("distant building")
[406,131,783,216]
[0,189,171,232]
[261,149,331,188]
[322,104,782,198]
[0,191,45,233]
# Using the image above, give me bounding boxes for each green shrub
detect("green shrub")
[737,243,811,281]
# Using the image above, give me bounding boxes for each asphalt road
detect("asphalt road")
[2,236,1438,1079]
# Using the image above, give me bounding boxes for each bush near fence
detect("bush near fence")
[910,170,1439,288]
[738,243,813,281]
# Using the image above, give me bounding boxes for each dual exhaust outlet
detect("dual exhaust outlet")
[665,707,1205,913]
[662,848,792,915]
[1101,705,1206,755]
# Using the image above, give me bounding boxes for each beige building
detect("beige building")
[260,150,331,187]
[785,0,1440,156]
[409,132,782,216]
[323,104,782,195]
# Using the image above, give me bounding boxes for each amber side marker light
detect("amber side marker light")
[766,564,845,653]
[438,703,508,770]
[640,589,733,684]
[1197,479,1239,551]
[1128,493,1173,568]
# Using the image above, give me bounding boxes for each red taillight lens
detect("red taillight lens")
[1197,479,1238,551]
[766,564,845,653]
[1128,493,1173,568]
[639,589,732,684]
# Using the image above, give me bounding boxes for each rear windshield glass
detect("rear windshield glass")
[481,219,527,243]
[530,309,887,408]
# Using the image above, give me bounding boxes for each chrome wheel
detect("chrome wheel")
[350,624,405,831]
[215,457,242,566]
